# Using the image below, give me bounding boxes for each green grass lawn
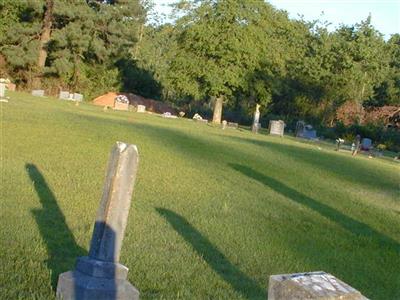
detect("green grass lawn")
[1,92,399,299]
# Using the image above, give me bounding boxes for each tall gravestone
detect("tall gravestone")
[57,142,140,300]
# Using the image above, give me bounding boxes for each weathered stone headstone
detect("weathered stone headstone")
[59,91,70,100]
[0,83,5,98]
[137,105,146,113]
[227,122,238,129]
[73,93,83,102]
[57,142,140,300]
[269,120,285,136]
[114,102,129,111]
[268,271,368,300]
[222,120,227,130]
[295,120,305,137]
[32,89,45,97]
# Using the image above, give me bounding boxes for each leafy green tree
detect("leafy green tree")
[0,1,44,86]
[167,0,287,123]
[368,34,400,106]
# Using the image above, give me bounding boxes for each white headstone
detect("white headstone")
[73,93,83,102]
[137,105,146,113]
[59,91,70,100]
[32,90,45,97]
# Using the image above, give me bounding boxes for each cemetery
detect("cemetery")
[1,91,399,299]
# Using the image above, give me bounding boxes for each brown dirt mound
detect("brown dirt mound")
[92,92,176,114]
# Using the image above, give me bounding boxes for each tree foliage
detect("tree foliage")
[0,0,398,128]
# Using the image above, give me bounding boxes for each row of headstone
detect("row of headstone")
[59,91,83,101]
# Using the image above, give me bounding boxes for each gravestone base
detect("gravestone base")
[57,256,139,300]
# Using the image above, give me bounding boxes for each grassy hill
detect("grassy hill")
[1,92,399,299]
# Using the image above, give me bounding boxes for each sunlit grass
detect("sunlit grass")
[1,91,399,299]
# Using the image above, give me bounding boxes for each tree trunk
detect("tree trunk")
[33,0,54,89]
[212,95,223,124]
[133,23,144,60]
[252,103,261,133]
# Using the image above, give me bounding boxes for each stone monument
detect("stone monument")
[268,271,368,300]
[57,142,140,300]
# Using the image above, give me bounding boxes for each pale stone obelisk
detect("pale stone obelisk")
[57,142,140,300]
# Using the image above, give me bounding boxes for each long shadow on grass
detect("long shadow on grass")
[225,136,398,194]
[26,164,87,290]
[156,208,265,299]
[230,163,400,250]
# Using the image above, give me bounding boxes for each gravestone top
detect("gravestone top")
[32,90,45,97]
[269,271,368,300]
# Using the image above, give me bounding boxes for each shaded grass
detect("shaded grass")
[1,91,399,299]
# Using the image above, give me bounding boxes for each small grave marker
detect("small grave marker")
[137,105,146,113]
[268,271,368,300]
[227,122,238,129]
[73,93,83,102]
[57,142,140,300]
[222,120,227,130]
[32,90,45,97]
[59,91,70,100]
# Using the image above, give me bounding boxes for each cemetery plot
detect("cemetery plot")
[1,93,399,300]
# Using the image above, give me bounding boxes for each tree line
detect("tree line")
[1,1,399,132]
